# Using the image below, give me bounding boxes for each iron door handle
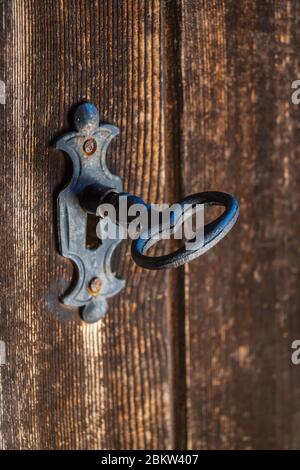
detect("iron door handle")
[55,102,239,322]
[79,185,239,270]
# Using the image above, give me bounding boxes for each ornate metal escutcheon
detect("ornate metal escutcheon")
[55,103,125,323]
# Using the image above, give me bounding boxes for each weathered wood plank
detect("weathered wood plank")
[180,0,300,449]
[0,0,172,449]
[2,0,298,450]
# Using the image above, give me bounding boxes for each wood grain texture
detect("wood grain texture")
[1,0,300,450]
[0,0,172,450]
[179,0,300,449]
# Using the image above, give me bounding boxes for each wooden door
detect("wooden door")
[0,0,299,450]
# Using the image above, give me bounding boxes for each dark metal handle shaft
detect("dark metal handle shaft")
[79,184,239,270]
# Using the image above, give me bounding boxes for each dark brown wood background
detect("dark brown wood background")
[0,0,300,450]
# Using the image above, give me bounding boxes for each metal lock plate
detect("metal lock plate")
[55,103,125,323]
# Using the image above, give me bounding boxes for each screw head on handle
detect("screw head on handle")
[83,138,97,156]
[87,277,102,297]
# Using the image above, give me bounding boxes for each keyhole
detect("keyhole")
[86,214,102,250]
